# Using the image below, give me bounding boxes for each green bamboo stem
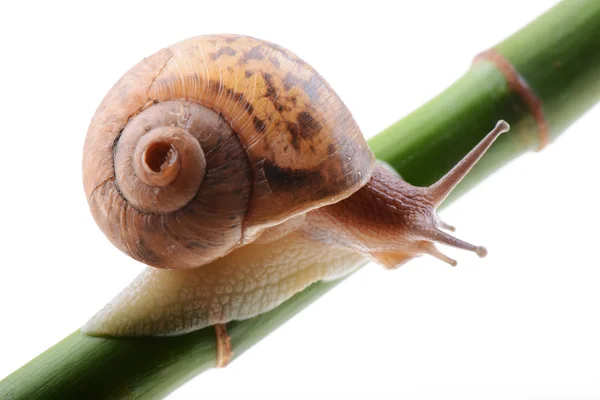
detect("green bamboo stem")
[2,0,600,398]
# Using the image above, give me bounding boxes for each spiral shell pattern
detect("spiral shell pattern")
[83,35,374,269]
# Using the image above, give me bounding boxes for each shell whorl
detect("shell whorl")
[83,35,374,269]
[88,100,252,269]
[114,104,209,214]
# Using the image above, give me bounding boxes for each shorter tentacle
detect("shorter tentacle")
[417,241,458,267]
[434,214,456,232]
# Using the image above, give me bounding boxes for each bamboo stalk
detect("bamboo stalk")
[2,0,600,398]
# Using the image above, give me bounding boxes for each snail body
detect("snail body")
[83,35,508,337]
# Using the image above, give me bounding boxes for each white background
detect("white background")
[1,1,599,399]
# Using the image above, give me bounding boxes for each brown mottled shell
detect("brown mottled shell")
[83,34,374,269]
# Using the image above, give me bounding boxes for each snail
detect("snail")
[82,35,508,361]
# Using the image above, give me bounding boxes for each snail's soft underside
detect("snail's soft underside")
[83,34,506,340]
[83,231,365,336]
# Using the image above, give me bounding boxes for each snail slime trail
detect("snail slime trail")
[82,36,509,360]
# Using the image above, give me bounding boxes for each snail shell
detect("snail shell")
[83,35,374,269]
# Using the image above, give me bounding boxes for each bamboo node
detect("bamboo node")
[474,48,549,150]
